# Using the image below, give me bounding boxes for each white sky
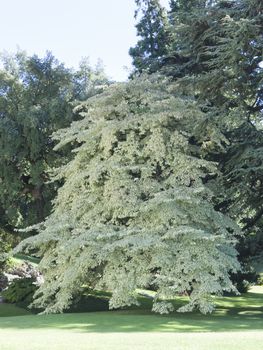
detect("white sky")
[0,0,170,81]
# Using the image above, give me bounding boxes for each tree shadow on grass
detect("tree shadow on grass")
[0,295,262,333]
[0,289,262,333]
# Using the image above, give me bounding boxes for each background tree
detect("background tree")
[0,51,74,230]
[129,0,170,74]
[166,0,263,269]
[17,75,240,314]
[73,57,110,101]
[0,51,110,233]
[131,0,263,276]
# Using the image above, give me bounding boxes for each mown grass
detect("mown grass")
[0,303,31,317]
[0,286,262,349]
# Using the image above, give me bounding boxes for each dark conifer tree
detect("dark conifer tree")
[131,0,263,277]
[129,0,170,73]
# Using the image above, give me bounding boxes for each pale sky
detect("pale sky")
[0,0,170,81]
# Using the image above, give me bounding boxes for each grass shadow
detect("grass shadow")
[0,289,262,333]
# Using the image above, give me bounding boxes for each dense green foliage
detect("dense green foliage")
[17,75,240,314]
[0,229,17,277]
[2,277,37,306]
[0,51,74,228]
[0,51,109,272]
[0,51,109,230]
[171,0,263,270]
[129,0,169,73]
[0,231,12,267]
[131,0,263,271]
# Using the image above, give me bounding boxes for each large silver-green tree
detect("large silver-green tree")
[17,75,240,314]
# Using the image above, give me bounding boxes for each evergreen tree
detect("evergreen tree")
[166,0,263,265]
[129,0,170,73]
[73,57,110,101]
[130,0,263,277]
[17,76,240,314]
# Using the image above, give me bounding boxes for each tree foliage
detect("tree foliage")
[167,0,263,264]
[131,0,263,266]
[129,0,170,73]
[0,51,109,230]
[73,57,110,101]
[0,228,18,279]
[1,0,261,315]
[0,51,74,229]
[17,76,240,314]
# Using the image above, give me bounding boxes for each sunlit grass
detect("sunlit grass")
[0,286,262,350]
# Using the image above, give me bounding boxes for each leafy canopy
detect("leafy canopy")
[0,51,110,230]
[17,75,240,314]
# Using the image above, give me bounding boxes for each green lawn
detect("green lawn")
[0,303,31,317]
[0,287,262,350]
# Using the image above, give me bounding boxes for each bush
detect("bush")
[2,277,37,307]
[0,273,8,291]
[235,279,251,293]
[257,275,263,286]
[231,265,259,293]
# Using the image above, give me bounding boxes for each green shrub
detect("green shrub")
[257,275,263,286]
[235,279,251,293]
[0,273,8,291]
[2,277,37,306]
[0,230,17,272]
[230,265,259,293]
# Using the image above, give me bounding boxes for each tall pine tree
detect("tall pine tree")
[129,0,170,73]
